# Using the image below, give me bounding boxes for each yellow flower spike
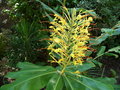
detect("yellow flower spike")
[48,7,93,71]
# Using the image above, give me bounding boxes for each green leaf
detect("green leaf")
[94,77,117,86]
[0,62,56,90]
[45,12,53,21]
[86,10,99,18]
[102,28,120,36]
[97,46,106,56]
[0,62,115,90]
[66,62,95,72]
[86,51,92,56]
[90,28,120,45]
[114,85,120,90]
[101,28,115,36]
[46,72,63,90]
[78,63,95,72]
[87,58,102,67]
[113,28,120,35]
[64,72,114,90]
[108,46,120,54]
[104,53,119,58]
[17,62,41,69]
[63,73,85,90]
[89,34,109,45]
[36,0,61,16]
[80,75,114,90]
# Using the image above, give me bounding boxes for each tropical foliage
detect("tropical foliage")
[0,0,120,90]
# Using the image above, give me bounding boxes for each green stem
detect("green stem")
[63,0,66,6]
[101,66,105,77]
[93,51,109,60]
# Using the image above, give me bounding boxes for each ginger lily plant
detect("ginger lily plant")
[48,7,92,74]
[0,8,116,90]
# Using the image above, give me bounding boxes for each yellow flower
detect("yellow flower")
[58,59,64,63]
[73,61,77,65]
[76,59,83,65]
[79,46,88,50]
[88,17,93,22]
[84,22,90,26]
[49,60,56,63]
[73,23,77,26]
[79,53,85,57]
[74,70,81,74]
[54,14,67,25]
[77,42,85,46]
[53,38,62,43]
[59,19,67,25]
[56,27,61,30]
[49,26,54,29]
[53,17,58,21]
[54,48,63,53]
[70,53,75,58]
[80,36,89,40]
[81,29,89,34]
[76,15,82,20]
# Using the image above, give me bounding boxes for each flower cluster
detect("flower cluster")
[48,8,93,67]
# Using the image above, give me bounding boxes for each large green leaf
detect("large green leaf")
[80,75,114,90]
[66,62,95,72]
[0,62,56,90]
[89,34,109,45]
[46,72,64,90]
[63,72,114,90]
[0,62,115,90]
[90,28,120,45]
[101,28,120,36]
[63,73,85,90]
[94,77,117,85]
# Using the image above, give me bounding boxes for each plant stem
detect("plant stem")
[63,0,66,6]
[93,51,109,60]
[101,66,105,77]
